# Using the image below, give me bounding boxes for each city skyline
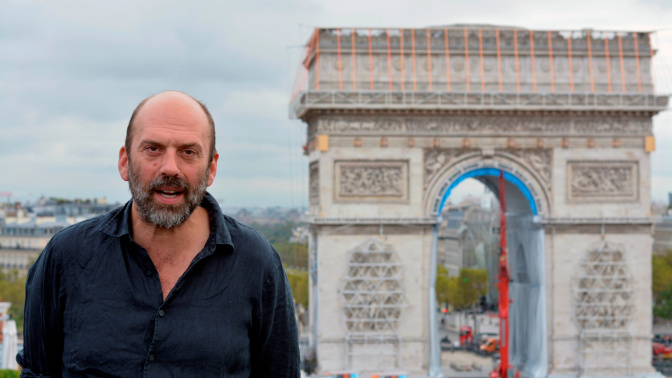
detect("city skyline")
[1,0,671,207]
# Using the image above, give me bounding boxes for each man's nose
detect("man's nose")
[160,150,180,177]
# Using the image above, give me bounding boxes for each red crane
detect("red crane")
[491,170,511,378]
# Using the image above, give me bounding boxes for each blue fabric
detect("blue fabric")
[437,168,538,215]
[18,192,300,377]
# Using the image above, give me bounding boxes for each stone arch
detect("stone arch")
[423,150,552,217]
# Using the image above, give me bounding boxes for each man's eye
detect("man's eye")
[184,150,197,157]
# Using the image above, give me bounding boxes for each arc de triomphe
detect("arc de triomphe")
[289,26,668,377]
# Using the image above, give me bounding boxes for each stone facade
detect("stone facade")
[292,25,667,377]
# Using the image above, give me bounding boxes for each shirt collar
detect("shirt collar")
[99,191,234,250]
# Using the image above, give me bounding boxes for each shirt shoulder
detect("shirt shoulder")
[43,207,124,263]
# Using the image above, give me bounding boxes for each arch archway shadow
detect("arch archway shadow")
[432,166,549,378]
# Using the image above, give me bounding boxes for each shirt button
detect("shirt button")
[145,270,152,277]
[158,310,165,317]
[148,354,155,362]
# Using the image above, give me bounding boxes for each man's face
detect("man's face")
[118,92,218,229]
[127,155,209,229]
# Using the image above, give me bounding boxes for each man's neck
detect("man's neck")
[130,202,211,262]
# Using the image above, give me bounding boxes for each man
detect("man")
[18,91,300,377]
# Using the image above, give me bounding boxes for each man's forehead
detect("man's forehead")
[133,92,210,136]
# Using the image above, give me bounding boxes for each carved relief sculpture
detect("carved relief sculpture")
[317,115,652,136]
[568,161,638,202]
[423,149,472,189]
[505,149,552,189]
[334,161,409,201]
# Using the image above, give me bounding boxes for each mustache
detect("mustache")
[148,175,189,192]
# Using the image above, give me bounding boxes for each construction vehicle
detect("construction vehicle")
[459,325,474,347]
[481,337,500,354]
[653,342,672,360]
[489,171,516,378]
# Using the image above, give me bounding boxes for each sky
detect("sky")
[1,0,671,208]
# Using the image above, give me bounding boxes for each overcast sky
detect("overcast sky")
[1,0,671,208]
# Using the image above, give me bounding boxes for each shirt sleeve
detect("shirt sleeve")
[250,248,300,378]
[17,240,65,378]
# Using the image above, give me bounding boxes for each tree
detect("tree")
[435,266,488,310]
[253,221,298,245]
[436,265,457,306]
[0,270,27,332]
[458,268,488,309]
[285,268,309,307]
[274,243,308,270]
[655,283,672,319]
[653,254,672,298]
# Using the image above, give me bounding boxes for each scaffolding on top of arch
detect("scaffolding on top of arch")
[289,26,669,117]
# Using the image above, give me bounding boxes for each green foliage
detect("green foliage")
[458,268,488,308]
[252,221,297,245]
[435,267,459,307]
[655,283,672,319]
[0,270,26,332]
[285,268,309,307]
[653,250,672,320]
[252,221,309,269]
[653,254,672,298]
[274,243,308,269]
[48,197,72,204]
[435,266,488,310]
[0,370,20,378]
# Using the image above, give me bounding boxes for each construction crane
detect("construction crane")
[491,170,511,378]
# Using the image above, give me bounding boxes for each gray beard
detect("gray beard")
[128,161,208,229]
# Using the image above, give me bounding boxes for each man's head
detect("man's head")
[118,91,219,229]
[125,91,216,164]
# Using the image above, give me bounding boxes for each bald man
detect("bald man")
[18,91,300,377]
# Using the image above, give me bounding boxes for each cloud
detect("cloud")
[1,0,671,207]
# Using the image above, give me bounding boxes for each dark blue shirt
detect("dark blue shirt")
[18,192,300,377]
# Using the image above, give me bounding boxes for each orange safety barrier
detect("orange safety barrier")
[400,29,405,91]
[479,28,485,92]
[352,28,357,91]
[387,29,393,91]
[529,30,537,93]
[587,30,594,93]
[444,28,451,91]
[496,29,503,92]
[337,28,343,91]
[464,28,470,92]
[634,33,642,93]
[368,28,374,91]
[548,30,555,92]
[513,29,520,92]
[427,28,433,91]
[604,35,612,93]
[411,29,417,92]
[618,33,626,93]
[316,30,320,91]
[567,33,574,93]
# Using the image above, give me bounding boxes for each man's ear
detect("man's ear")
[118,146,129,182]
[206,151,219,187]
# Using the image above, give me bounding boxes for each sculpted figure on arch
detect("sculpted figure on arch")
[19,91,300,377]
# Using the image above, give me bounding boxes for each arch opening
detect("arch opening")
[433,168,548,378]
